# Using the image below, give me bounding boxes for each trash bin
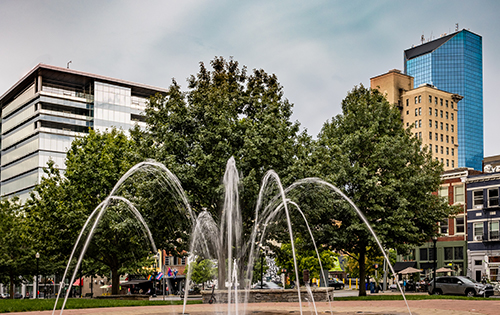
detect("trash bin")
[370,282,375,293]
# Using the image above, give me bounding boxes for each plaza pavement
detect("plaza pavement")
[6,299,500,315]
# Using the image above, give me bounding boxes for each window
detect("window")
[435,97,438,104]
[415,108,418,116]
[435,133,438,141]
[165,256,170,265]
[429,246,435,261]
[488,188,499,207]
[415,120,418,127]
[181,257,186,265]
[418,96,421,103]
[440,110,443,118]
[446,135,449,143]
[440,98,443,106]
[473,190,484,209]
[429,144,432,151]
[429,119,432,127]
[446,112,449,119]
[441,158,444,164]
[451,113,454,120]
[446,147,449,155]
[446,159,449,167]
[489,221,499,240]
[440,219,449,234]
[451,124,454,132]
[451,136,454,144]
[435,146,438,153]
[429,108,432,115]
[440,122,443,130]
[446,100,449,107]
[429,95,432,103]
[420,248,428,261]
[415,96,418,104]
[406,110,409,115]
[452,160,454,167]
[419,107,422,115]
[441,134,443,142]
[491,268,499,281]
[435,121,438,128]
[455,216,465,234]
[475,260,482,266]
[451,101,454,109]
[440,146,444,154]
[406,122,409,127]
[446,123,449,131]
[474,222,484,240]
[454,247,463,260]
[454,185,464,203]
[419,132,422,139]
[444,247,453,260]
[439,186,448,202]
[406,99,409,106]
[419,120,422,127]
[429,132,432,140]
[435,109,438,117]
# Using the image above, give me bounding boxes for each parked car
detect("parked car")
[327,278,345,290]
[428,276,494,297]
[0,293,9,299]
[253,281,282,289]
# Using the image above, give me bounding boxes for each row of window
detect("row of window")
[428,132,454,144]
[473,221,500,241]
[408,107,455,120]
[407,96,454,109]
[419,246,463,261]
[429,144,454,156]
[411,119,455,132]
[438,185,465,204]
[472,189,499,209]
[439,216,465,234]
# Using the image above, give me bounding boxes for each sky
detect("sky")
[1,0,499,156]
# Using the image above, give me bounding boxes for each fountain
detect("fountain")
[53,158,411,315]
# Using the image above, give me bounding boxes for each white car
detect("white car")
[253,281,282,289]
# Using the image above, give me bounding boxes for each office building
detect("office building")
[371,69,462,171]
[0,64,167,201]
[404,29,483,170]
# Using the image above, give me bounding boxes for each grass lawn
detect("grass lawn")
[0,298,201,313]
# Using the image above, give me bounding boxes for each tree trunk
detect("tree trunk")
[111,267,120,295]
[9,270,14,299]
[358,246,366,296]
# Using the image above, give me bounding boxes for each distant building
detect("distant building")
[0,64,167,201]
[370,69,462,171]
[404,29,483,170]
[466,156,500,282]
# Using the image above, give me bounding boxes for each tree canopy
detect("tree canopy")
[290,85,455,295]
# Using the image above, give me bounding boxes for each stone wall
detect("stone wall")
[201,288,335,304]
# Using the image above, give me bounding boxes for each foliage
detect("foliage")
[187,259,217,289]
[274,240,337,285]
[293,85,456,295]
[25,129,153,294]
[0,197,34,298]
[344,249,396,279]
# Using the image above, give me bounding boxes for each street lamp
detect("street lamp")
[35,252,40,299]
[432,236,437,294]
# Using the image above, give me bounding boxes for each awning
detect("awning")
[392,262,417,273]
[72,278,83,286]
[436,267,453,273]
[419,263,435,270]
[120,279,150,286]
[398,267,422,274]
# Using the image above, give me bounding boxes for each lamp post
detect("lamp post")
[432,236,437,294]
[35,252,40,299]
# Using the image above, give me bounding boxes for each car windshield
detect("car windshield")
[460,277,478,284]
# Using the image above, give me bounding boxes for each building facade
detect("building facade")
[466,169,500,282]
[370,69,462,171]
[0,64,167,201]
[404,29,483,170]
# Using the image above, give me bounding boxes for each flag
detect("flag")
[156,272,163,280]
[147,274,153,281]
[167,267,172,277]
[173,269,178,279]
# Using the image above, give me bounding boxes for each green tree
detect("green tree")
[300,85,455,296]
[132,57,306,282]
[0,197,34,299]
[26,129,157,295]
[187,259,217,290]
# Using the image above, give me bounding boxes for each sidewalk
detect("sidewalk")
[6,300,500,315]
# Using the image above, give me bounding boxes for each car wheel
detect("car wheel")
[466,289,475,297]
[433,289,442,295]
[340,285,344,290]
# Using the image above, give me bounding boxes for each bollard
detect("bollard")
[356,278,358,290]
[349,278,351,289]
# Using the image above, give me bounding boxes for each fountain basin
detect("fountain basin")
[201,288,335,304]
[94,294,150,300]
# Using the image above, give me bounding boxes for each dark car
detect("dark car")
[428,276,494,297]
[328,278,345,290]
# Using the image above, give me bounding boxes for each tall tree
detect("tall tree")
[132,57,306,282]
[26,129,157,294]
[298,85,455,296]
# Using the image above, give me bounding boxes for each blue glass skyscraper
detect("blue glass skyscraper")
[405,29,483,170]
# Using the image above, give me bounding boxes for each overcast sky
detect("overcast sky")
[1,0,499,156]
